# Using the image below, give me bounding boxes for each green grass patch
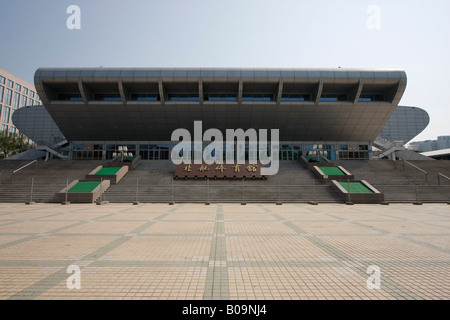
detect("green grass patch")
[319,167,346,176]
[68,181,101,193]
[95,167,122,175]
[339,182,374,193]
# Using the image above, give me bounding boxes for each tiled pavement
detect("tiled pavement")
[0,203,448,300]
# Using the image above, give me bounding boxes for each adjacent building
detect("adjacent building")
[408,136,450,152]
[0,67,42,139]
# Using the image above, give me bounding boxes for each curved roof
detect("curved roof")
[378,106,430,143]
[33,67,407,142]
[11,105,65,145]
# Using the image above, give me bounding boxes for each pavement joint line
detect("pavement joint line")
[0,260,86,267]
[385,205,450,218]
[0,220,25,227]
[0,235,42,250]
[351,220,450,254]
[278,217,425,300]
[7,268,69,300]
[80,235,133,262]
[396,235,450,254]
[204,203,229,300]
[371,209,450,230]
[0,203,448,300]
[44,220,92,234]
[89,212,121,221]
[322,212,450,254]
[1,258,448,269]
[128,220,158,234]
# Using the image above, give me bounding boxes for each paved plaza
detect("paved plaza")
[0,202,448,300]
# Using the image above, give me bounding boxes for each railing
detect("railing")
[13,160,38,174]
[372,184,450,203]
[399,160,428,183]
[0,178,449,204]
[438,173,450,186]
[105,182,341,204]
[36,140,69,158]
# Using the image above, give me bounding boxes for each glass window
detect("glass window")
[1,124,8,132]
[281,94,311,101]
[29,90,35,98]
[13,92,20,108]
[205,94,237,101]
[242,94,274,101]
[28,99,34,106]
[22,87,28,95]
[57,93,83,101]
[167,94,199,101]
[14,83,21,91]
[8,126,15,136]
[5,89,12,105]
[130,93,158,101]
[20,95,27,107]
[0,86,4,103]
[93,93,122,101]
[358,94,385,102]
[7,80,13,88]
[0,76,5,84]
[2,106,10,123]
[35,93,40,101]
[320,94,348,102]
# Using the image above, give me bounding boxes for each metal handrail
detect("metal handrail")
[438,173,450,180]
[13,160,37,174]
[437,173,450,186]
[402,160,427,174]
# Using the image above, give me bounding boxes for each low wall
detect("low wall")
[85,166,129,184]
[300,156,333,170]
[312,165,354,181]
[105,155,141,170]
[54,179,111,203]
[330,180,384,204]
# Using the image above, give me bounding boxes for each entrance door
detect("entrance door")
[281,150,293,160]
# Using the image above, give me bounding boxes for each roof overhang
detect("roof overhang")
[34,67,407,142]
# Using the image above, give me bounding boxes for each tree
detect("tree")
[0,131,32,159]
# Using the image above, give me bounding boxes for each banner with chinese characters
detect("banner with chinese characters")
[174,163,266,180]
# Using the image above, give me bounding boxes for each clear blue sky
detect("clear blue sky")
[1,0,449,142]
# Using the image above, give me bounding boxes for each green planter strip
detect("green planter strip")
[95,167,122,175]
[68,181,101,193]
[339,181,374,193]
[319,166,346,176]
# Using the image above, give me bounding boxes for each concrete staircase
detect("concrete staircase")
[0,160,105,203]
[334,160,450,202]
[102,160,341,203]
[1,159,448,204]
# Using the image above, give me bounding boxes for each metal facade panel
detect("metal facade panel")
[33,67,408,143]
